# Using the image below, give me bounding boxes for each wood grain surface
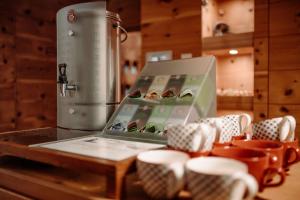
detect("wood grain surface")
[0,150,299,199]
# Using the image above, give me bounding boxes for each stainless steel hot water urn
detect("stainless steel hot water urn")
[56,2,126,130]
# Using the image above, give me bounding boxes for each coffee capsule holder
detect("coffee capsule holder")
[103,56,217,144]
[0,56,217,199]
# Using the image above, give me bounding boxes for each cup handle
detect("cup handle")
[263,167,285,187]
[232,172,258,199]
[285,147,300,167]
[285,116,296,141]
[239,113,252,134]
[168,162,185,195]
[169,162,185,180]
[196,124,209,151]
[280,116,296,142]
[212,119,223,142]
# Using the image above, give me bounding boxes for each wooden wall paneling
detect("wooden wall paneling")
[141,0,202,24]
[269,104,300,121]
[269,0,300,37]
[107,0,141,31]
[0,65,15,86]
[269,70,300,104]
[15,0,57,40]
[142,43,202,64]
[141,0,202,66]
[254,0,269,38]
[202,0,254,38]
[0,0,15,12]
[254,0,269,122]
[267,0,300,131]
[16,0,59,17]
[0,44,16,87]
[16,82,56,103]
[254,38,268,71]
[141,16,201,65]
[0,8,16,132]
[217,96,253,111]
[56,0,99,10]
[16,58,56,81]
[269,34,300,70]
[0,14,16,86]
[0,39,16,64]
[17,101,56,130]
[216,54,254,93]
[0,188,33,200]
[16,82,56,130]
[0,13,16,37]
[254,73,268,104]
[0,0,99,132]
[16,36,56,60]
[202,0,218,38]
[216,0,254,34]
[0,187,33,200]
[0,85,15,101]
[142,15,201,49]
[253,103,268,122]
[0,101,16,131]
[16,15,56,41]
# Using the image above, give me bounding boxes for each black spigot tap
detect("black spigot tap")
[57,63,77,97]
[58,63,68,84]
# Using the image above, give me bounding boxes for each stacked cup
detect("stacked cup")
[166,123,217,157]
[197,113,252,144]
[136,114,299,199]
[211,115,299,191]
[137,150,258,200]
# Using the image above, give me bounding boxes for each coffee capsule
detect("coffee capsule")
[128,90,141,98]
[127,121,138,132]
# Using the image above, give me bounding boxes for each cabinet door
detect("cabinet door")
[269,70,300,104]
[255,0,269,37]
[270,0,300,36]
[254,75,268,104]
[269,34,300,71]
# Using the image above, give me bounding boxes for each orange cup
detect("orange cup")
[211,147,285,192]
[281,138,300,169]
[232,140,284,169]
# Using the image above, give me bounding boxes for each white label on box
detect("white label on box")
[36,137,165,161]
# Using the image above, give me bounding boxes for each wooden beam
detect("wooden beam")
[202,32,253,51]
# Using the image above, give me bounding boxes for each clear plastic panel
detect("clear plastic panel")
[103,56,216,144]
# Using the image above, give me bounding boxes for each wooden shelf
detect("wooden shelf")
[203,47,253,57]
[217,96,253,111]
[202,32,254,51]
[0,128,137,199]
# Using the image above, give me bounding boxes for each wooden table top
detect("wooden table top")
[0,155,299,200]
[0,128,299,199]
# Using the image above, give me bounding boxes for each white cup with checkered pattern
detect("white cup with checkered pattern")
[137,150,189,199]
[186,157,258,200]
[252,116,296,142]
[166,123,217,152]
[197,113,252,143]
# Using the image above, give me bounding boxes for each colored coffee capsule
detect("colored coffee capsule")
[179,89,193,98]
[129,90,141,98]
[162,89,175,98]
[110,122,126,131]
[144,123,156,133]
[127,121,138,132]
[144,91,160,100]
